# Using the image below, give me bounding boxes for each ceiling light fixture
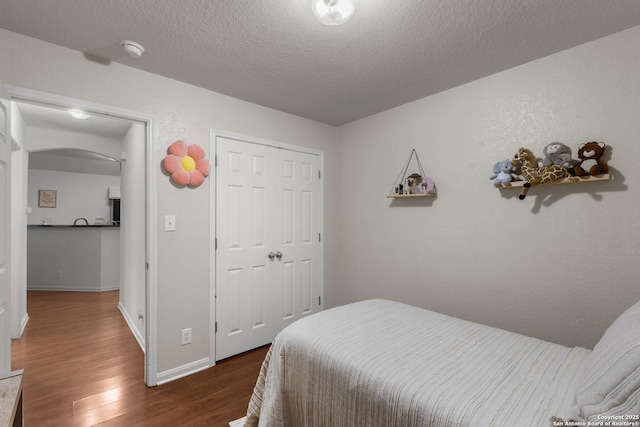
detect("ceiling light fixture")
[68,109,90,120]
[312,0,355,26]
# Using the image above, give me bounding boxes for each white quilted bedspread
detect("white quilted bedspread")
[245,299,590,427]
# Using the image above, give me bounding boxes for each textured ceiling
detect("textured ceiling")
[2,0,640,126]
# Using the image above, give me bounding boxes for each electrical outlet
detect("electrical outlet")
[181,328,192,345]
[56,271,62,279]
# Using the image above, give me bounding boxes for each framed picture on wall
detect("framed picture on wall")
[38,189,57,208]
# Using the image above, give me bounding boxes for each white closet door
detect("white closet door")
[272,149,321,333]
[215,136,322,361]
[216,137,276,361]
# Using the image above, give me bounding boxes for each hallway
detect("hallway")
[11,291,268,426]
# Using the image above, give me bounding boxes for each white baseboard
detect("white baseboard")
[19,313,29,337]
[117,302,145,352]
[12,313,29,339]
[156,357,210,385]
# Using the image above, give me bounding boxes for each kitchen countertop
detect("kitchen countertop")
[28,224,120,228]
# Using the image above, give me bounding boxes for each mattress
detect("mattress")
[245,299,591,427]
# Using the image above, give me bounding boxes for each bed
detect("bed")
[244,299,640,426]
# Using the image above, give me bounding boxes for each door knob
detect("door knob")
[276,251,283,260]
[268,252,276,261]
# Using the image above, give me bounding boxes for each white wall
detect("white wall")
[27,168,120,225]
[0,28,338,376]
[332,25,640,350]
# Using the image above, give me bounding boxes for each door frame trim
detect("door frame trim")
[209,128,324,365]
[5,84,159,386]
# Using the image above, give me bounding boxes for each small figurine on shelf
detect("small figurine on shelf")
[489,159,517,187]
[407,173,422,194]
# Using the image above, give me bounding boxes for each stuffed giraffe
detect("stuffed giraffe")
[511,147,577,200]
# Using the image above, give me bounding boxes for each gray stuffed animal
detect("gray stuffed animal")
[539,142,573,169]
[490,159,516,187]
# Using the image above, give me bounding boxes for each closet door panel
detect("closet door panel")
[273,150,322,332]
[215,137,275,360]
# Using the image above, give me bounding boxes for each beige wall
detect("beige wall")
[332,25,640,349]
[0,28,339,374]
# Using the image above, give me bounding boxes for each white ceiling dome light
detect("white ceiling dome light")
[118,40,145,58]
[311,0,355,26]
[68,109,90,120]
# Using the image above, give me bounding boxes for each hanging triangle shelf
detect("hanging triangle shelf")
[387,149,436,199]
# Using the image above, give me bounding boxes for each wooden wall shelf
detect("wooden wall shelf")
[387,193,436,199]
[498,173,610,188]
[389,149,436,199]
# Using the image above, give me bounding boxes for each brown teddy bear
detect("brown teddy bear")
[573,141,608,177]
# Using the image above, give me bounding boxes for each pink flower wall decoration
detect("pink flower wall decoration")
[163,140,211,187]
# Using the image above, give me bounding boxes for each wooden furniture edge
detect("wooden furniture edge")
[0,370,23,427]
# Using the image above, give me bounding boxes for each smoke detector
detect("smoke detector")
[119,40,145,58]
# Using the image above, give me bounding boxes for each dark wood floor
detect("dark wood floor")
[11,291,269,427]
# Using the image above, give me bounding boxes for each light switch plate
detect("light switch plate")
[164,215,176,231]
